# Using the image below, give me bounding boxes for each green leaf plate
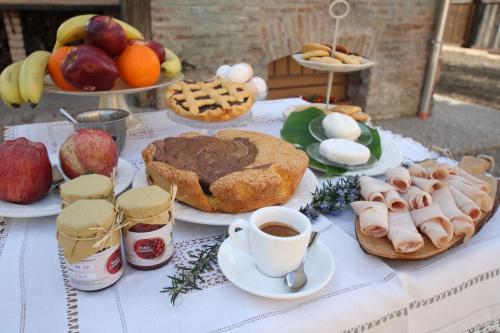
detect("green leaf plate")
[281,107,382,176]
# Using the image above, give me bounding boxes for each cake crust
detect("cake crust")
[142,130,309,213]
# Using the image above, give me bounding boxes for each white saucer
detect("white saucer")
[218,236,335,299]
[132,167,318,226]
[0,157,135,218]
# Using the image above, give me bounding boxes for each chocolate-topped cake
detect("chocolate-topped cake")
[142,130,309,213]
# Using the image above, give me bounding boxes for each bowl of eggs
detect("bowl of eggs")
[216,63,268,101]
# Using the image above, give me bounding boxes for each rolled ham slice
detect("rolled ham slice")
[410,204,453,248]
[388,211,424,253]
[351,201,388,237]
[386,167,411,193]
[458,169,491,194]
[432,187,475,242]
[401,186,433,210]
[384,190,408,212]
[411,176,446,194]
[449,186,482,222]
[441,163,459,176]
[448,178,493,213]
[360,176,395,202]
[408,164,428,179]
[427,164,450,180]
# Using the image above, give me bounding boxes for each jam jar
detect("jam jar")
[117,185,175,270]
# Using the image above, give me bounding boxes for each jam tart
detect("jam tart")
[166,79,254,122]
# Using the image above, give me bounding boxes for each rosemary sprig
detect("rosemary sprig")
[162,234,226,305]
[300,175,360,220]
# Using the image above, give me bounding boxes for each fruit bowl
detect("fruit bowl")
[44,74,183,96]
[45,73,184,128]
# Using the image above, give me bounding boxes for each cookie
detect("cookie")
[302,42,331,53]
[302,50,330,60]
[351,112,370,122]
[309,56,342,64]
[332,105,362,115]
[333,51,362,65]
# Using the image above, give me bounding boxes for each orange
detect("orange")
[48,46,78,91]
[117,44,160,88]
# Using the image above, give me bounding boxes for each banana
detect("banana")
[54,14,95,51]
[54,14,144,50]
[113,18,144,40]
[0,61,24,108]
[161,48,182,78]
[19,51,51,107]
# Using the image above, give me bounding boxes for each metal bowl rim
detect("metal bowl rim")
[72,108,130,125]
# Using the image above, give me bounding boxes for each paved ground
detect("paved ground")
[435,45,500,110]
[374,94,500,176]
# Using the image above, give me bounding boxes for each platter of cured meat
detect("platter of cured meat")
[352,160,499,260]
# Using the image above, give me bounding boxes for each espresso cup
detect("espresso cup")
[228,206,312,277]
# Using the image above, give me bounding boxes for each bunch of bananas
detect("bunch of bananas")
[0,14,182,108]
[0,51,51,108]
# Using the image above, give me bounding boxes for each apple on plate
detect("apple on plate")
[85,15,127,57]
[59,129,118,179]
[61,44,119,92]
[0,138,52,204]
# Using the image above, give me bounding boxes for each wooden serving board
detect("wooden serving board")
[355,162,500,260]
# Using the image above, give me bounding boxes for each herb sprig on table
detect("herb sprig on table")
[300,175,360,220]
[162,234,226,305]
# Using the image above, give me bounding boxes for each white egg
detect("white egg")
[249,76,267,94]
[244,82,259,99]
[239,63,254,79]
[216,64,231,78]
[228,63,252,83]
[319,139,370,166]
[322,112,361,141]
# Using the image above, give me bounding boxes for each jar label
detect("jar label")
[66,244,123,291]
[125,223,174,267]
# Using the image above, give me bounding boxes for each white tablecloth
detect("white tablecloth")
[1,98,500,333]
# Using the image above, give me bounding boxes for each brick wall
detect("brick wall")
[151,0,438,119]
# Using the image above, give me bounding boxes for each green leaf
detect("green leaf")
[281,107,382,176]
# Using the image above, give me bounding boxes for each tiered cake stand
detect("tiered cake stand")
[292,0,375,111]
[45,74,184,128]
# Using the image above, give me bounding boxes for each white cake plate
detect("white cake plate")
[292,53,375,73]
[132,168,318,226]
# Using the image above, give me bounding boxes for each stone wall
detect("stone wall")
[151,0,439,119]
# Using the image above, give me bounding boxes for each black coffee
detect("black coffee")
[259,222,299,237]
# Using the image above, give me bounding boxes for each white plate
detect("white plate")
[132,168,318,226]
[292,53,375,73]
[218,236,335,299]
[309,136,402,177]
[0,158,135,218]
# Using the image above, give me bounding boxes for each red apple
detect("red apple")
[61,45,119,91]
[59,129,118,179]
[128,39,165,63]
[0,138,52,204]
[85,15,127,57]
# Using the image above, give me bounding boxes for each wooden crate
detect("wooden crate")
[267,55,347,101]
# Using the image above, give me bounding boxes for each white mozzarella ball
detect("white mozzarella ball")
[319,139,370,166]
[228,63,252,83]
[216,64,231,78]
[322,112,361,141]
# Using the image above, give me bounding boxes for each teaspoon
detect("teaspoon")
[284,231,319,292]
